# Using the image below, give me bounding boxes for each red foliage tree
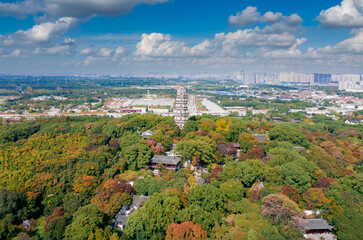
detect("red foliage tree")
[109,138,120,150]
[44,207,65,232]
[216,143,237,157]
[196,130,209,137]
[281,185,300,203]
[207,165,223,183]
[146,139,165,154]
[314,176,335,190]
[91,176,133,216]
[166,221,207,240]
[247,145,265,159]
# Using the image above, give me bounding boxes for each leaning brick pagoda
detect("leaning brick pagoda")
[174,86,188,129]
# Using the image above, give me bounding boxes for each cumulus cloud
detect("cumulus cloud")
[0,0,43,18]
[315,28,363,54]
[34,45,71,55]
[0,17,79,46]
[228,6,261,27]
[81,46,127,65]
[317,0,363,28]
[33,38,77,55]
[228,6,302,28]
[0,0,169,18]
[135,25,300,58]
[260,38,307,58]
[1,49,22,58]
[0,17,78,59]
[134,33,216,57]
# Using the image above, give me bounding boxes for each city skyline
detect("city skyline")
[0,0,363,74]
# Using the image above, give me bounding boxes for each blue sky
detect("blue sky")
[0,0,362,75]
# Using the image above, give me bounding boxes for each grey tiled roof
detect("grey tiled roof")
[116,215,128,226]
[305,219,334,231]
[129,195,149,209]
[22,220,32,228]
[141,130,154,139]
[151,155,180,165]
[197,177,205,185]
[253,134,267,142]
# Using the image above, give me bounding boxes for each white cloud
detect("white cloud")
[228,6,302,28]
[135,33,216,57]
[1,17,79,46]
[0,0,43,18]
[1,49,22,58]
[228,6,261,27]
[80,46,127,65]
[317,0,363,28]
[19,17,78,43]
[34,45,71,55]
[135,26,300,58]
[217,28,297,52]
[261,11,283,23]
[261,38,306,58]
[315,28,363,54]
[135,33,190,57]
[0,0,169,18]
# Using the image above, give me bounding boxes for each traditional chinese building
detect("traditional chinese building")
[149,155,181,171]
[303,219,335,240]
[174,86,188,129]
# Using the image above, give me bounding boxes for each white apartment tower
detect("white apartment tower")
[174,86,188,129]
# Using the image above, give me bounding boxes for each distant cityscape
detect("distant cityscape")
[2,71,362,92]
[105,72,363,92]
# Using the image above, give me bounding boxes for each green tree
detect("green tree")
[88,226,120,240]
[283,163,311,193]
[64,205,105,240]
[46,216,70,240]
[246,228,259,240]
[187,184,227,214]
[268,124,309,148]
[121,142,153,171]
[220,180,245,202]
[133,176,167,196]
[119,132,141,150]
[0,189,19,219]
[267,146,306,167]
[238,133,259,153]
[149,132,173,151]
[125,190,181,239]
[176,205,217,233]
[182,120,198,136]
[176,137,216,165]
[219,162,257,187]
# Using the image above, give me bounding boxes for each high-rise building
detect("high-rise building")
[280,72,314,84]
[314,73,331,84]
[174,86,188,129]
[335,74,363,92]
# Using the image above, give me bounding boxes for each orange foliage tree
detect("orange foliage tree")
[91,176,133,216]
[281,185,300,203]
[166,221,207,240]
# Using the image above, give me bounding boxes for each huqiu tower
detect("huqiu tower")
[174,85,188,129]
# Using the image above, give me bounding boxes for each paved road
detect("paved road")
[188,94,197,116]
[201,98,228,116]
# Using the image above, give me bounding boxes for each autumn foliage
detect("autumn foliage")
[166,221,207,240]
[91,176,133,216]
[281,185,300,203]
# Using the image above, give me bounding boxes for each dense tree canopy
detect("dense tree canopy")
[0,113,360,240]
[268,124,309,148]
